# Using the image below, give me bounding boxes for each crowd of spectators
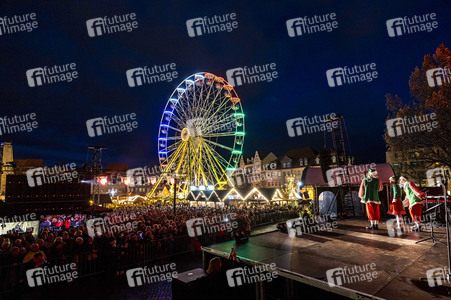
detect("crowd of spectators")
[0,205,301,274]
[38,214,86,232]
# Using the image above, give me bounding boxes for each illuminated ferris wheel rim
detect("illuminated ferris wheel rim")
[156,71,245,188]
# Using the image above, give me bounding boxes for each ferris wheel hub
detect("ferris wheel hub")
[181,127,190,141]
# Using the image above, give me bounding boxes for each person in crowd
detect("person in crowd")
[2,246,22,265]
[206,257,222,275]
[22,243,46,264]
[50,239,66,263]
[24,252,46,271]
[84,236,98,261]
[73,237,84,263]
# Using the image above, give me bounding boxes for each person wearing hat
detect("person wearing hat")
[399,176,426,231]
[387,176,406,231]
[358,168,383,230]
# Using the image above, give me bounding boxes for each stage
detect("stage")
[201,218,451,299]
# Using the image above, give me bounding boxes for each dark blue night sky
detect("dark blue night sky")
[1,0,450,168]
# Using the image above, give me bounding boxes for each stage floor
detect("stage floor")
[202,218,451,299]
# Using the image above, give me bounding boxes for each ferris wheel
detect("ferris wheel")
[148,72,245,197]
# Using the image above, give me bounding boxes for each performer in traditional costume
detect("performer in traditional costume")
[387,176,406,232]
[399,176,426,231]
[359,168,383,230]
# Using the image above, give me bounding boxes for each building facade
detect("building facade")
[386,146,449,187]
[231,147,353,189]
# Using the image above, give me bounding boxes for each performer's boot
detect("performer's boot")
[366,221,375,230]
[374,222,379,230]
[395,216,403,231]
[412,223,423,232]
[411,223,420,231]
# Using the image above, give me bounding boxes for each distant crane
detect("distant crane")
[88,146,107,205]
[321,114,355,216]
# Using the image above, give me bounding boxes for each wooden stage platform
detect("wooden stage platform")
[202,218,451,299]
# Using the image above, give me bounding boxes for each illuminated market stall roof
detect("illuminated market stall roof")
[186,190,202,201]
[186,187,299,202]
[214,189,231,200]
[272,188,287,200]
[199,190,221,202]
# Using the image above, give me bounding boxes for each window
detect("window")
[315,157,320,164]
[299,160,303,166]
[304,158,308,165]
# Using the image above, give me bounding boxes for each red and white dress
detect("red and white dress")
[387,184,406,216]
